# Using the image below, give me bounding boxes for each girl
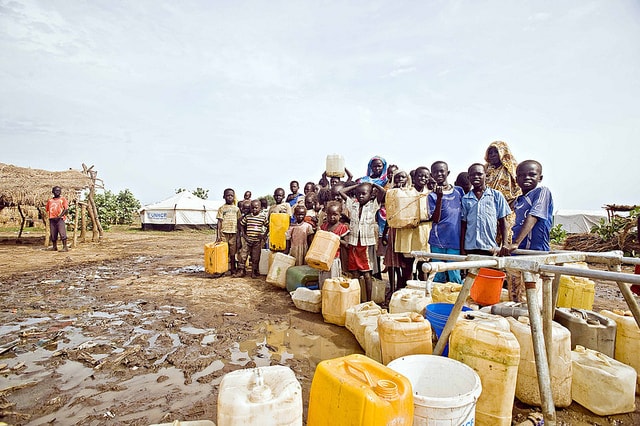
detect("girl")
[285,205,315,266]
[318,201,350,289]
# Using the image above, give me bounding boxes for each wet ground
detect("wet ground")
[0,228,638,425]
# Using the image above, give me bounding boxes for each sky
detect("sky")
[1,0,639,211]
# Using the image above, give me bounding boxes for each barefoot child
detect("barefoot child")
[237,200,269,278]
[318,201,350,289]
[46,186,69,252]
[285,205,315,266]
[216,188,241,276]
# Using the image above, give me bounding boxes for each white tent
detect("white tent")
[553,209,609,234]
[139,191,219,231]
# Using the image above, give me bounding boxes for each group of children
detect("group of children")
[215,146,554,305]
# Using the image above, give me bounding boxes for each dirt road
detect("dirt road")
[0,228,638,425]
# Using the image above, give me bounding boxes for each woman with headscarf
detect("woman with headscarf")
[484,141,521,245]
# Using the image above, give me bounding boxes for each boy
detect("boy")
[268,188,293,218]
[318,201,350,289]
[460,163,511,256]
[46,186,69,252]
[216,188,241,276]
[499,160,554,301]
[237,200,269,278]
[428,161,465,283]
[339,181,385,301]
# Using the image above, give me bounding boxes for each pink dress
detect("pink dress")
[286,222,315,266]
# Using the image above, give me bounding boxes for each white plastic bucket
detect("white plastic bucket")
[387,354,481,426]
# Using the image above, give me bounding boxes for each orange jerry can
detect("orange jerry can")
[204,241,228,274]
[307,354,413,426]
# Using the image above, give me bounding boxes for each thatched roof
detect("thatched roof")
[0,162,93,208]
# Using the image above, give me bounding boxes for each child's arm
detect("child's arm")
[381,222,389,246]
[500,215,539,256]
[337,186,352,201]
[430,186,444,223]
[319,172,329,189]
[345,167,353,182]
[460,220,467,255]
[216,219,222,242]
[497,216,508,250]
[372,183,386,204]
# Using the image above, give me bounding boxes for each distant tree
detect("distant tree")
[175,187,209,199]
[93,189,141,227]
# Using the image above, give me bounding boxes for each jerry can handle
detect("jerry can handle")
[344,360,374,387]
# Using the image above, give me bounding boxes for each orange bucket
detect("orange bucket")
[470,268,505,306]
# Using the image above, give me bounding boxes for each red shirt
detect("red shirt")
[46,197,68,220]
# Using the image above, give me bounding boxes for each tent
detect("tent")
[139,191,219,231]
[553,209,609,234]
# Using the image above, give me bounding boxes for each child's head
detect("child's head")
[516,160,543,194]
[393,170,409,188]
[387,164,398,183]
[243,190,252,200]
[293,205,307,223]
[325,200,342,225]
[259,197,268,210]
[413,167,430,191]
[455,171,472,194]
[273,188,285,204]
[303,181,316,195]
[304,192,318,211]
[239,200,252,215]
[290,180,299,194]
[250,200,262,215]
[467,164,486,191]
[329,176,341,187]
[331,182,345,201]
[430,161,450,186]
[223,188,235,205]
[355,182,374,205]
[52,186,62,197]
[369,157,386,179]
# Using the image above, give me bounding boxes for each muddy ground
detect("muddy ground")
[0,227,638,425]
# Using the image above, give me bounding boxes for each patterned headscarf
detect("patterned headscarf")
[484,141,520,203]
[358,155,389,187]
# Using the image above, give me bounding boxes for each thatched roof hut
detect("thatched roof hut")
[0,162,93,209]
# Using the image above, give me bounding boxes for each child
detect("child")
[46,186,69,252]
[395,166,432,280]
[382,170,412,295]
[216,188,241,276]
[268,188,293,218]
[318,201,350,288]
[243,190,252,201]
[460,163,511,257]
[304,192,319,230]
[499,160,554,301]
[339,181,386,301]
[286,180,303,207]
[428,161,464,283]
[358,156,389,187]
[237,200,269,278]
[286,205,315,266]
[237,199,253,271]
[454,172,472,194]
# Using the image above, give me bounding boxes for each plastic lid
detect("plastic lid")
[374,379,399,399]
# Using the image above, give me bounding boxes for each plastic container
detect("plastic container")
[285,265,319,292]
[388,354,482,426]
[571,345,637,415]
[449,321,520,426]
[266,252,296,288]
[371,278,386,304]
[217,365,302,426]
[385,188,420,228]
[269,213,290,251]
[389,288,432,316]
[345,302,385,348]
[470,268,506,306]
[204,241,229,275]
[554,307,616,357]
[151,421,216,426]
[325,154,345,178]
[406,280,427,291]
[378,312,432,364]
[425,303,472,356]
[321,278,361,326]
[507,316,573,407]
[600,309,640,393]
[307,354,413,426]
[364,325,383,363]
[431,283,462,303]
[305,230,340,271]
[290,287,322,313]
[457,310,511,332]
[557,275,595,310]
[258,248,270,275]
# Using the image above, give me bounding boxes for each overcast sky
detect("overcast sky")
[1,0,639,211]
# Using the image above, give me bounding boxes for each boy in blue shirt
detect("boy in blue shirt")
[499,160,554,301]
[461,163,511,256]
[428,161,465,283]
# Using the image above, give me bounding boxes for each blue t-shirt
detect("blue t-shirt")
[461,187,511,250]
[512,186,554,251]
[428,186,464,249]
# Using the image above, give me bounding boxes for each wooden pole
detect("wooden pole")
[17,204,26,238]
[40,207,50,247]
[72,198,79,248]
[79,202,87,242]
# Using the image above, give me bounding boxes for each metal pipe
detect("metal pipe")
[621,256,640,266]
[525,279,556,425]
[538,264,640,284]
[541,274,554,363]
[609,264,640,328]
[432,272,476,356]
[422,259,498,274]
[411,251,468,262]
